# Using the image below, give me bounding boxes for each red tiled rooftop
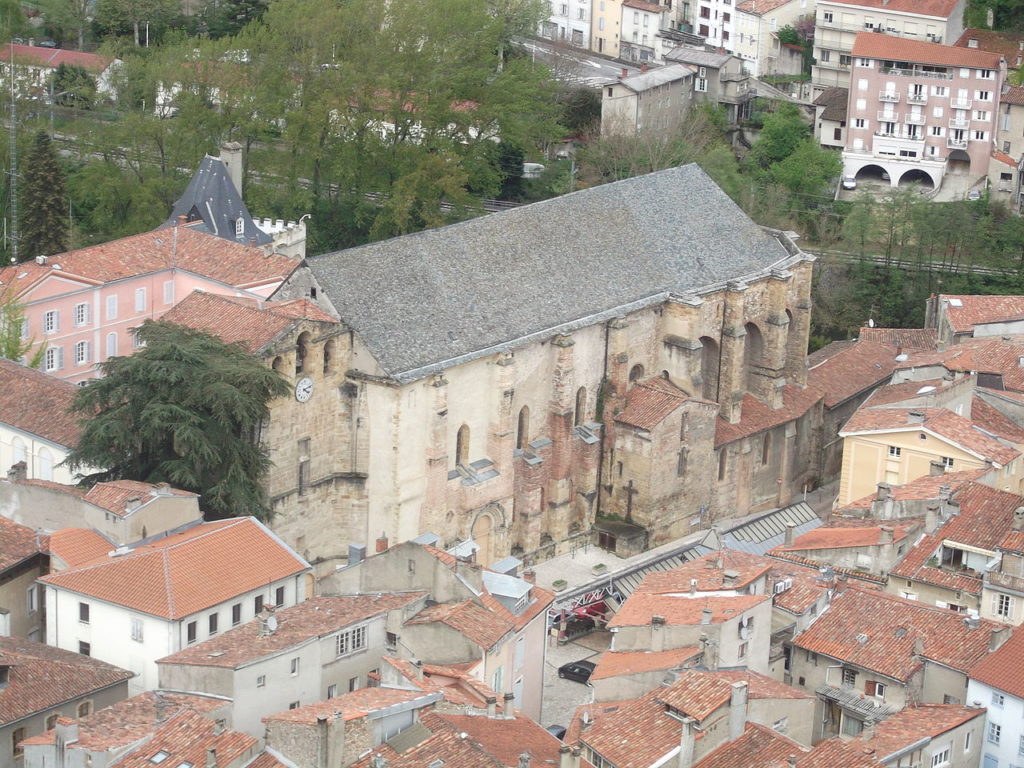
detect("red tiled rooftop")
[380,656,505,712]
[937,295,1024,335]
[773,523,916,552]
[695,722,808,768]
[112,708,256,768]
[716,385,821,446]
[608,593,769,628]
[0,516,45,573]
[263,686,432,724]
[736,0,795,15]
[857,327,937,352]
[48,528,114,569]
[970,624,1024,698]
[84,480,196,517]
[859,705,983,760]
[429,712,568,768]
[40,518,308,619]
[0,359,82,446]
[635,550,773,593]
[616,376,689,430]
[579,687,694,768]
[954,29,1024,65]
[807,340,899,408]
[863,378,951,407]
[2,43,112,73]
[0,635,132,725]
[971,396,1024,443]
[853,32,1003,68]
[1004,86,1024,106]
[590,646,701,681]
[792,587,999,681]
[839,468,987,511]
[405,599,515,650]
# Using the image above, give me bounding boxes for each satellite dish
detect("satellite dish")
[266,615,278,632]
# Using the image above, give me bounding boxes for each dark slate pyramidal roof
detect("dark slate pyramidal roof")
[162,155,271,246]
[307,164,806,382]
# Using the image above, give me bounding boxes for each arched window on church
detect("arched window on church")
[717,450,727,482]
[575,387,587,426]
[744,322,764,392]
[323,339,336,375]
[517,407,530,450]
[629,364,645,384]
[272,356,284,373]
[700,336,720,402]
[295,332,311,375]
[762,432,771,465]
[456,424,470,467]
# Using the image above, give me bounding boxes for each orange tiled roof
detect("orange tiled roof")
[954,29,1024,65]
[111,707,256,768]
[736,0,795,15]
[1000,530,1024,553]
[839,468,987,511]
[0,359,82,446]
[841,406,1020,465]
[2,43,113,73]
[792,587,999,681]
[857,327,937,352]
[84,480,196,517]
[767,550,888,583]
[616,377,688,430]
[608,593,769,628]
[937,295,1024,335]
[380,656,505,712]
[716,385,821,446]
[405,600,515,650]
[863,378,951,407]
[970,624,1024,698]
[807,340,899,408]
[0,225,298,298]
[48,528,114,569]
[0,635,132,725]
[19,691,225,749]
[695,722,808,768]
[634,550,773,592]
[263,687,432,724]
[590,646,701,681]
[971,396,1024,443]
[429,712,570,768]
[1004,85,1024,106]
[773,523,915,552]
[0,516,45,573]
[161,291,337,354]
[39,518,308,619]
[852,32,1003,68]
[712,669,815,701]
[859,704,983,759]
[159,593,424,668]
[797,739,883,767]
[622,0,663,11]
[579,686,696,768]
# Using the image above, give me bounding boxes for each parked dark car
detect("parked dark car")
[557,659,596,683]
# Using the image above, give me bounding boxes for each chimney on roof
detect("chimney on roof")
[206,748,216,768]
[220,141,244,197]
[376,533,389,553]
[700,607,712,625]
[154,691,170,722]
[7,461,27,483]
[690,578,698,596]
[522,569,536,585]
[55,720,78,750]
[486,696,497,717]
[925,504,939,534]
[1013,506,1024,532]
[929,460,945,477]
[348,542,366,566]
[875,482,891,501]
[621,67,629,78]
[640,62,649,72]
[908,410,925,424]
[964,616,980,630]
[722,569,739,588]
[559,745,573,768]
[862,718,875,740]
[518,753,531,768]
[678,716,697,768]
[787,757,797,768]
[913,637,925,658]
[784,522,796,547]
[879,526,894,545]
[991,626,1011,652]
[652,615,666,652]
[125,496,143,514]
[34,255,47,265]
[177,214,187,226]
[504,692,516,712]
[728,681,748,742]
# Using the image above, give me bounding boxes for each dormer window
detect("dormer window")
[235,218,244,236]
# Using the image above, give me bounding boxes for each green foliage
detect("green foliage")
[769,140,842,197]
[20,131,69,261]
[0,0,31,42]
[749,103,810,167]
[0,295,45,367]
[777,26,802,46]
[195,0,268,38]
[557,86,601,136]
[40,0,92,49]
[50,63,98,107]
[93,0,181,46]
[965,0,1024,31]
[65,321,290,520]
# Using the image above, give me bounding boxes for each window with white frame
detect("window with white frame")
[888,446,901,458]
[992,691,1005,707]
[932,106,943,118]
[930,125,943,136]
[336,625,368,657]
[106,332,117,358]
[973,130,987,141]
[855,118,866,128]
[858,57,871,67]
[822,10,832,22]
[933,86,947,96]
[43,310,59,334]
[988,722,1001,745]
[841,667,857,687]
[235,218,244,236]
[978,69,994,79]
[1018,732,1024,755]
[45,346,62,372]
[977,90,991,101]
[74,302,90,327]
[74,340,90,366]
[974,110,990,121]
[696,77,707,92]
[106,295,118,320]
[131,617,144,642]
[163,280,175,304]
[134,288,146,313]
[26,585,36,614]
[942,456,954,468]
[290,657,300,675]
[856,98,866,111]
[994,593,1014,617]
[931,746,950,767]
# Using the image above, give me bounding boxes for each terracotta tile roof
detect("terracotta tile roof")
[480,582,556,634]
[807,339,854,367]
[590,646,701,681]
[863,378,951,407]
[19,691,225,749]
[159,593,424,667]
[841,406,1020,466]
[737,0,796,15]
[774,581,826,614]
[112,707,256,768]
[161,291,336,354]
[634,550,774,592]
[888,528,981,594]
[839,468,987,511]
[767,550,888,584]
[970,624,1024,698]
[937,295,1024,335]
[0,359,82,446]
[1004,86,1024,106]
[565,700,631,745]
[656,670,738,720]
[39,518,309,619]
[0,225,298,298]
[608,593,769,628]
[954,29,1024,66]
[0,516,45,573]
[0,635,132,725]
[712,669,815,700]
[853,32,1003,67]
[429,712,570,767]
[859,705,984,760]
[622,0,663,11]
[772,523,916,552]
[857,327,937,351]
[695,722,808,768]
[83,480,196,517]
[822,0,960,13]
[993,150,1018,167]
[792,587,999,681]
[263,687,433,724]
[579,687,691,768]
[971,396,1024,443]
[2,43,113,73]
[247,753,290,768]
[48,528,115,569]
[716,385,821,446]
[380,656,506,712]
[797,739,882,767]
[898,340,1024,393]
[405,600,515,650]
[616,377,689,430]
[811,86,848,122]
[999,530,1024,553]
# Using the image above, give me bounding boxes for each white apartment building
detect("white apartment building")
[541,0,593,48]
[967,627,1024,768]
[812,0,966,93]
[734,0,810,77]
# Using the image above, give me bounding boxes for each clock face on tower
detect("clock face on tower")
[295,377,314,402]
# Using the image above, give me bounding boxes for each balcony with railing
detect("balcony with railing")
[880,66,952,80]
[948,137,968,149]
[905,113,925,125]
[987,571,1024,594]
[877,111,898,121]
[906,91,927,105]
[950,98,972,109]
[949,116,969,129]
[879,91,900,103]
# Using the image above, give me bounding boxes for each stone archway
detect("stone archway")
[899,168,936,190]
[470,503,507,567]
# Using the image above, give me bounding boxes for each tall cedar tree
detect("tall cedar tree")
[20,131,69,261]
[65,321,289,521]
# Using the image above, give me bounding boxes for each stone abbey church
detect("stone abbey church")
[258,165,818,572]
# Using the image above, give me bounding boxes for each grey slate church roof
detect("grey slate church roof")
[307,164,804,383]
[162,155,272,246]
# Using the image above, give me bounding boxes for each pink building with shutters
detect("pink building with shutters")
[0,223,298,384]
[842,32,1006,190]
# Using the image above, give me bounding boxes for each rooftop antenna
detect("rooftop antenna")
[8,41,18,264]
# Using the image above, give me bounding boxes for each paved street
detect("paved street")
[541,629,612,728]
[513,36,639,87]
